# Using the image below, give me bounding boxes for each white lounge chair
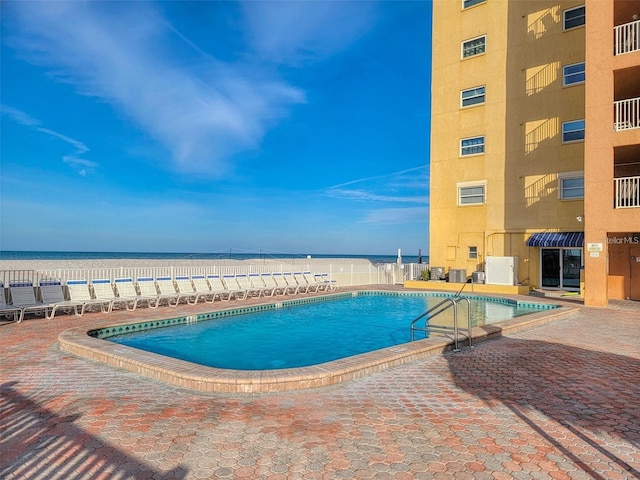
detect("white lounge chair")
[319,273,338,291]
[9,281,51,323]
[260,273,284,296]
[154,276,187,307]
[251,273,273,297]
[293,272,311,293]
[0,282,21,322]
[190,275,216,303]
[91,279,135,312]
[303,272,322,292]
[223,274,251,300]
[248,273,271,297]
[234,274,262,298]
[67,279,113,315]
[135,277,167,308]
[272,272,296,295]
[174,276,202,305]
[113,278,156,310]
[313,273,329,291]
[283,272,302,294]
[40,280,84,318]
[206,275,236,301]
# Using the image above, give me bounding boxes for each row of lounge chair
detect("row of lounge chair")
[0,272,337,323]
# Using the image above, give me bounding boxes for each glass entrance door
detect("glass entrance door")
[541,248,583,290]
[541,249,560,288]
[561,249,582,289]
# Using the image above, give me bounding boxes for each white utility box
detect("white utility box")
[484,256,519,286]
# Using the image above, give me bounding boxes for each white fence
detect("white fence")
[0,262,430,289]
[615,176,640,209]
[614,97,640,131]
[614,20,640,56]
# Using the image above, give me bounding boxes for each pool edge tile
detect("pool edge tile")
[57,294,580,394]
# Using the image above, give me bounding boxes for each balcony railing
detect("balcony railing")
[614,19,640,55]
[614,176,640,208]
[614,97,640,131]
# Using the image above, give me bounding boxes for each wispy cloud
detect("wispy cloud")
[326,164,429,224]
[328,165,428,190]
[326,165,429,203]
[3,1,316,175]
[0,105,41,127]
[326,189,426,204]
[240,1,377,66]
[1,104,94,176]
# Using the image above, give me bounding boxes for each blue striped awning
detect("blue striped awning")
[526,232,584,248]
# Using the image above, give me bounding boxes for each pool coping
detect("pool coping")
[58,291,579,394]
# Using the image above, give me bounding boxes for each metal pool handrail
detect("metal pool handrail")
[409,295,473,351]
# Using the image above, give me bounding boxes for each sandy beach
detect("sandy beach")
[0,257,375,272]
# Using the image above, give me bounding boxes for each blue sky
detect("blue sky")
[1,1,431,256]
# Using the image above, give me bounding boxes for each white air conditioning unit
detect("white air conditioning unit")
[430,267,445,280]
[472,271,485,284]
[448,269,467,283]
[485,256,518,286]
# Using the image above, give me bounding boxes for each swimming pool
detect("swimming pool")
[104,292,557,370]
[60,290,573,393]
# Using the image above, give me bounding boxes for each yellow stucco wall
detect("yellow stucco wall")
[405,280,531,296]
[430,1,585,289]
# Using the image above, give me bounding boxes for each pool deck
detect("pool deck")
[1,286,639,479]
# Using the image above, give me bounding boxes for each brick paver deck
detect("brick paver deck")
[1,290,638,479]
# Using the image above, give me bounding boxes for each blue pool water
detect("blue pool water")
[108,293,554,370]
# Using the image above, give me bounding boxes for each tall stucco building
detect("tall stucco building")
[429,0,640,305]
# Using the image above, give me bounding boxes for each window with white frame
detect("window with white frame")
[463,0,486,9]
[458,181,486,205]
[562,119,585,143]
[563,5,585,30]
[468,246,478,259]
[460,136,485,156]
[461,86,485,107]
[563,62,585,86]
[559,173,584,199]
[462,36,486,58]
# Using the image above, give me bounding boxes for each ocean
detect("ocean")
[0,251,428,265]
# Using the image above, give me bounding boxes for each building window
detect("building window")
[460,136,485,156]
[458,183,486,205]
[462,0,486,9]
[563,62,585,86]
[562,119,585,143]
[559,174,584,199]
[563,5,585,30]
[461,86,485,107]
[462,36,486,58]
[469,246,478,259]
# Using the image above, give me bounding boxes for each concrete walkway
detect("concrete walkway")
[1,292,638,479]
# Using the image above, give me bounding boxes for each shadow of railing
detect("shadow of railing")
[524,173,557,207]
[0,381,188,479]
[527,6,560,40]
[526,62,559,96]
[446,333,640,479]
[525,118,558,154]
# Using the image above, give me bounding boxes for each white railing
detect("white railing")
[614,97,640,131]
[614,20,640,55]
[0,261,433,291]
[615,176,640,209]
[404,263,430,281]
[0,262,408,290]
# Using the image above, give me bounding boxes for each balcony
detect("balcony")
[614,19,640,55]
[614,176,640,208]
[614,97,640,131]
